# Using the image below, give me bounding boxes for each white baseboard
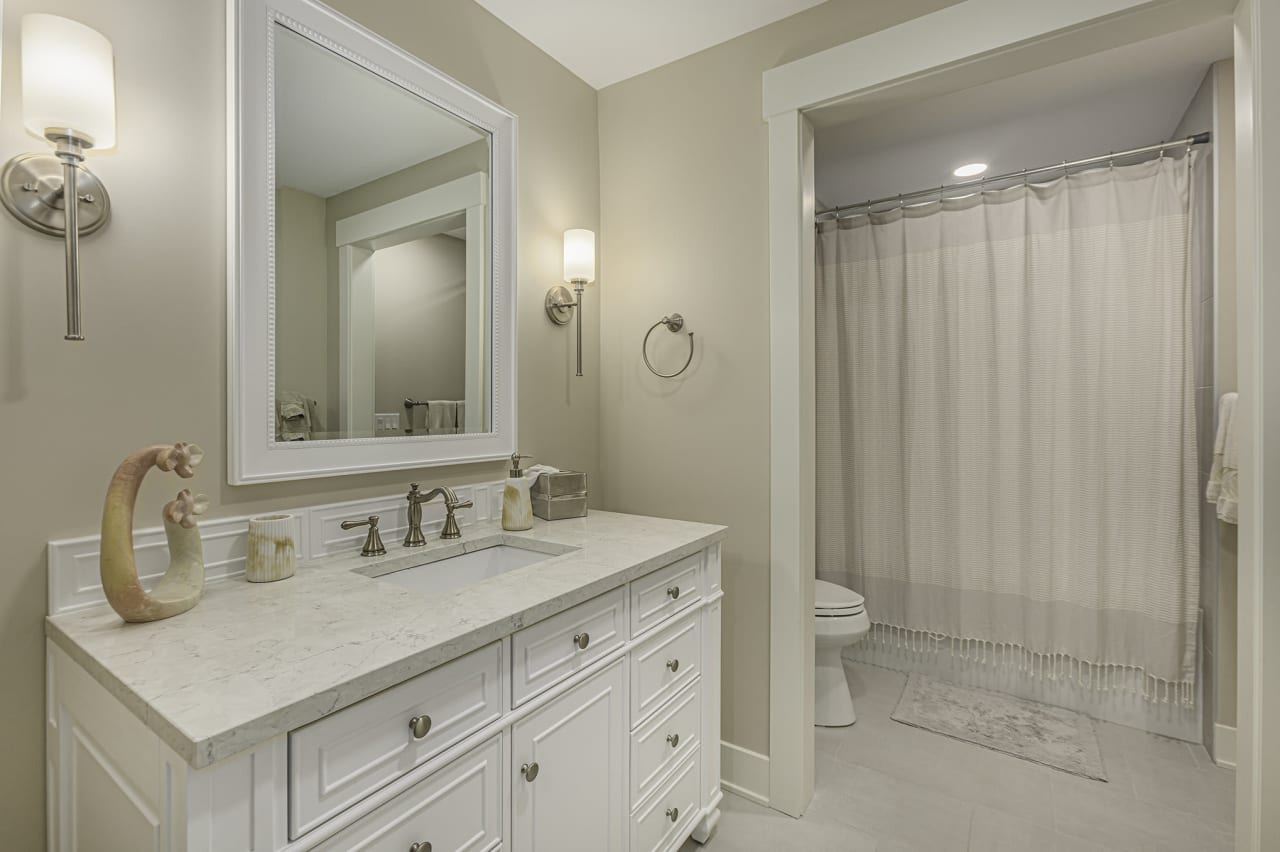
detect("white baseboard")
[720,741,770,806]
[1214,723,1237,769]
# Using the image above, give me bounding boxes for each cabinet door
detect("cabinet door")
[512,661,626,852]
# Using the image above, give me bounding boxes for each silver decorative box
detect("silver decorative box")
[532,470,588,520]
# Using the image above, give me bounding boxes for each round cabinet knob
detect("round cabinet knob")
[666,658,680,672]
[573,632,590,650]
[409,843,432,852]
[409,715,432,739]
[667,586,681,600]
[666,732,680,748]
[521,761,540,782]
[666,807,680,823]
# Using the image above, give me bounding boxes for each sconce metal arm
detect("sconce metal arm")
[545,279,588,377]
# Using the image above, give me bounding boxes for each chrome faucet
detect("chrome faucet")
[405,484,474,544]
[340,515,386,556]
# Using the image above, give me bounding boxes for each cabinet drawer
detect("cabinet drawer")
[631,613,701,724]
[290,642,503,838]
[631,753,701,852]
[512,587,626,707]
[630,552,702,637]
[312,736,502,852]
[631,681,701,806]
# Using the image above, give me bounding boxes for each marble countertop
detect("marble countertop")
[46,511,726,770]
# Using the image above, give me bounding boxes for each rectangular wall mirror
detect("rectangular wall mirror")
[229,0,516,483]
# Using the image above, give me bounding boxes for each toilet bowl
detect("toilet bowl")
[814,579,871,727]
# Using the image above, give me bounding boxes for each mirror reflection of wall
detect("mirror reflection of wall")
[272,23,492,442]
[372,233,467,430]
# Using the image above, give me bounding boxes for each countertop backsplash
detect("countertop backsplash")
[46,479,508,616]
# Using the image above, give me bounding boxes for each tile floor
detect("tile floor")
[682,661,1235,852]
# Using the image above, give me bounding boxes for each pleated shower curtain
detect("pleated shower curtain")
[815,154,1202,703]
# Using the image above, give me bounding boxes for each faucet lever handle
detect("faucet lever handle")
[340,515,387,557]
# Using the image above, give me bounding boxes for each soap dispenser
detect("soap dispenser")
[502,453,535,531]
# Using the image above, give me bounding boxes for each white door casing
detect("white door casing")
[762,0,1246,821]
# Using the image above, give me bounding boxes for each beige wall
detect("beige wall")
[372,235,468,423]
[275,185,330,421]
[0,0,598,845]
[596,0,953,755]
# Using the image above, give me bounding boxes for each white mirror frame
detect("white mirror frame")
[227,0,517,484]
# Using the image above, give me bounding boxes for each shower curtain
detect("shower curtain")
[815,154,1202,704]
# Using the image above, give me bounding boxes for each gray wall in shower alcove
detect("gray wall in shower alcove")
[1175,59,1238,759]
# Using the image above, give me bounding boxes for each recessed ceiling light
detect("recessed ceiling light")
[953,162,989,178]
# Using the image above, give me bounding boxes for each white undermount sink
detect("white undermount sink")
[372,544,554,596]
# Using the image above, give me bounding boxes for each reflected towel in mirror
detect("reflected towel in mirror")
[426,400,462,435]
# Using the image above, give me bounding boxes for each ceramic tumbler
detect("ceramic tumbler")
[246,514,297,582]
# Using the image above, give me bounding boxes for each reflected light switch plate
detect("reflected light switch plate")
[375,413,401,432]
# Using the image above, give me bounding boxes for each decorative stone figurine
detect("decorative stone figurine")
[100,442,209,623]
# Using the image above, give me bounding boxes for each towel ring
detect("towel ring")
[643,313,695,378]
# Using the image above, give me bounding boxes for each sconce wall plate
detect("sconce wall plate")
[0,153,111,237]
[545,284,575,325]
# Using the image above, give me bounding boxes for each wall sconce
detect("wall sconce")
[545,228,595,376]
[0,14,116,341]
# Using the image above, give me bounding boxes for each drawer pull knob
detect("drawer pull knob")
[666,732,680,748]
[666,807,680,823]
[666,658,680,672]
[521,761,540,782]
[573,632,590,650]
[409,843,432,852]
[408,715,432,739]
[667,585,681,600]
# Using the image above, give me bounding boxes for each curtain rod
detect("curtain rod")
[816,131,1211,221]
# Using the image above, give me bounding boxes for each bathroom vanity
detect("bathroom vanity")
[45,2,731,846]
[45,511,725,851]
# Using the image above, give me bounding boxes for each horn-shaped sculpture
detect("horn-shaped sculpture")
[100,442,209,623]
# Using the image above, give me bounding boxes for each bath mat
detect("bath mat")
[890,673,1108,781]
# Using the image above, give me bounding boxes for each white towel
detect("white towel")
[426,400,459,435]
[277,391,314,441]
[1207,392,1238,524]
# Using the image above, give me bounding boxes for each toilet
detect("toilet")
[814,579,871,727]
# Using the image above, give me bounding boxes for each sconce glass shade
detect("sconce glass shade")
[563,228,596,284]
[22,14,116,149]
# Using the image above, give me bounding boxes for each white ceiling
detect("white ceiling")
[814,20,1233,209]
[275,26,486,198]
[473,0,828,89]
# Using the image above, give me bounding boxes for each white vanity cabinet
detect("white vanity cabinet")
[45,540,724,852]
